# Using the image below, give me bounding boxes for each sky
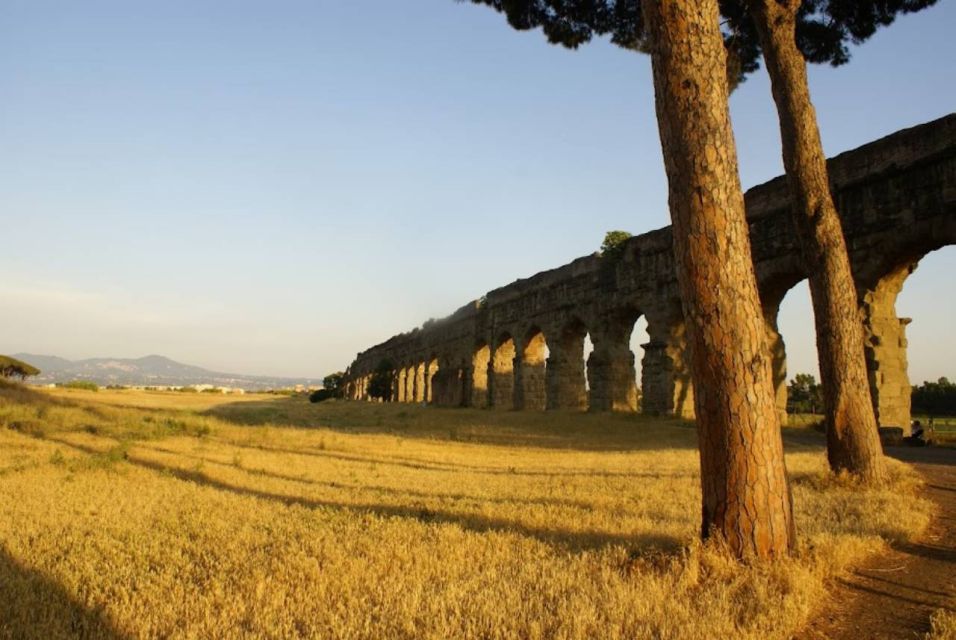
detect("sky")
[1,0,954,382]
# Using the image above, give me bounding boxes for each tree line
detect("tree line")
[912,377,956,416]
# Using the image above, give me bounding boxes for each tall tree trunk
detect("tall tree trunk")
[644,0,795,559]
[747,0,886,483]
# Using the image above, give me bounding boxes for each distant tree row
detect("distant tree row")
[912,377,956,416]
[785,373,955,417]
[62,380,99,392]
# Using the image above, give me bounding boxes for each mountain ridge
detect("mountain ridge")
[12,353,319,390]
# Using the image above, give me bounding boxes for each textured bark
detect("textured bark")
[644,0,795,559]
[747,0,886,483]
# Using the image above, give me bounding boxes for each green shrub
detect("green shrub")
[599,230,632,260]
[310,389,335,403]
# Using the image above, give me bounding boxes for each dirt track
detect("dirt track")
[797,446,956,639]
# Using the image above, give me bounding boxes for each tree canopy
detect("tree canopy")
[787,373,823,415]
[0,355,40,380]
[464,1,937,86]
[311,372,346,403]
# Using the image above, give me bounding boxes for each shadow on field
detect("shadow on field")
[0,547,127,640]
[204,438,692,480]
[204,398,702,453]
[54,440,685,555]
[138,442,689,510]
[0,381,80,410]
[887,446,956,468]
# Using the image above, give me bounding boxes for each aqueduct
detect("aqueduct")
[342,115,956,431]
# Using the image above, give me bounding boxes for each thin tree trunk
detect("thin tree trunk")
[747,0,886,483]
[644,0,795,559]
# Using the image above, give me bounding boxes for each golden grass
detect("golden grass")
[928,609,956,640]
[0,385,934,639]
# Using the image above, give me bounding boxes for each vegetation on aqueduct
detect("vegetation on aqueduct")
[0,384,932,638]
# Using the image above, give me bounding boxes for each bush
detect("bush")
[600,230,633,260]
[310,389,335,403]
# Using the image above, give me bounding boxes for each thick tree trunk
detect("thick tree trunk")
[747,0,886,483]
[644,0,795,559]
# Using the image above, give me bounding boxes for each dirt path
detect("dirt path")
[797,446,956,639]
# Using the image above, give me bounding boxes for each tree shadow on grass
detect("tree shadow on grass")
[56,440,687,556]
[0,547,128,640]
[137,442,691,511]
[203,398,702,453]
[0,382,82,410]
[138,443,607,510]
[200,437,695,480]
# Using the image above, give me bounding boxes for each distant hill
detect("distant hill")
[13,353,319,391]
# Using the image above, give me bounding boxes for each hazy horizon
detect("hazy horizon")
[2,1,954,382]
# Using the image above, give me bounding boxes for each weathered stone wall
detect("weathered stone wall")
[343,115,956,428]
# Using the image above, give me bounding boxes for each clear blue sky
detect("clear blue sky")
[1,0,954,382]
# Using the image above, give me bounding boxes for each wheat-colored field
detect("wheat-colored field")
[0,383,933,639]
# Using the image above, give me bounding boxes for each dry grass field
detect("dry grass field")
[0,382,934,639]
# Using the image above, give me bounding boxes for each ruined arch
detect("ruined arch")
[412,361,426,402]
[588,305,641,412]
[852,219,956,430]
[641,305,694,418]
[860,260,922,431]
[425,355,439,403]
[395,366,408,403]
[547,317,589,411]
[490,332,517,409]
[516,326,548,411]
[470,342,490,408]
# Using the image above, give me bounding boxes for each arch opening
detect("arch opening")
[628,315,649,411]
[896,248,956,394]
[772,278,815,425]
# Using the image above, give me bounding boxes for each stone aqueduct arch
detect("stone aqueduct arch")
[343,116,956,430]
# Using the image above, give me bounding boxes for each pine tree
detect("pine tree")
[643,0,795,558]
